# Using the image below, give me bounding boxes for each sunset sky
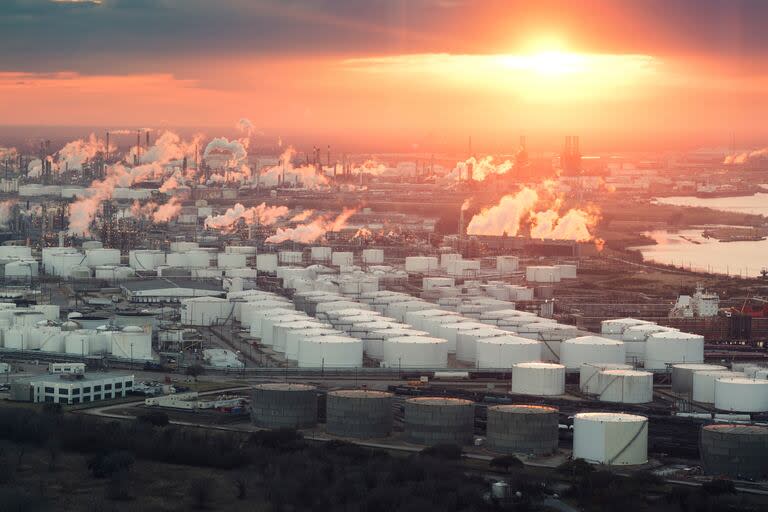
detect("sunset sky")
[1,0,766,151]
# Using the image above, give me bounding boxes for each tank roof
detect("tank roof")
[514,362,565,369]
[489,404,558,414]
[254,383,316,391]
[386,336,446,344]
[703,424,768,435]
[565,335,623,345]
[407,397,473,406]
[328,389,392,399]
[476,335,540,345]
[672,363,726,371]
[575,412,647,422]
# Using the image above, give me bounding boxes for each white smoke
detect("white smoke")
[444,155,512,182]
[724,147,768,165]
[0,200,16,229]
[258,147,329,189]
[57,133,106,171]
[203,202,289,232]
[204,137,247,166]
[265,208,355,244]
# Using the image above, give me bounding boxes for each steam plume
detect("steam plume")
[265,208,356,244]
[203,202,289,232]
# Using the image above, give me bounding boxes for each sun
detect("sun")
[528,51,587,75]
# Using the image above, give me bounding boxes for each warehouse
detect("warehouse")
[10,371,134,404]
[121,278,224,303]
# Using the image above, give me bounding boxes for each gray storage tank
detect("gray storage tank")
[251,383,318,429]
[404,397,474,446]
[486,405,559,455]
[671,364,726,395]
[326,389,393,439]
[700,424,768,480]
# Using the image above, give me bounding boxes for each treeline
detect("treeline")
[0,406,494,511]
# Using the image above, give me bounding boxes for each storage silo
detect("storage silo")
[217,252,246,269]
[315,300,364,321]
[573,413,648,465]
[405,309,452,331]
[475,336,542,369]
[479,309,535,326]
[511,362,565,396]
[714,377,768,412]
[241,301,293,329]
[297,334,362,368]
[496,256,519,274]
[310,246,332,262]
[326,390,393,439]
[278,251,303,265]
[385,300,434,323]
[644,331,704,370]
[692,370,743,403]
[404,256,439,274]
[31,305,60,322]
[382,335,448,368]
[600,318,653,340]
[579,363,632,394]
[560,336,626,370]
[85,248,120,267]
[260,312,308,344]
[597,369,653,404]
[671,363,727,395]
[251,383,317,429]
[13,310,46,328]
[700,425,768,480]
[456,328,508,363]
[129,250,165,271]
[272,320,325,353]
[486,405,559,455]
[554,264,577,279]
[64,331,90,356]
[421,313,464,339]
[404,397,474,445]
[362,249,384,265]
[365,327,426,358]
[38,325,65,353]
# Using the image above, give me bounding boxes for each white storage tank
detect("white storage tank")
[38,326,65,353]
[439,253,461,269]
[382,336,448,368]
[5,260,38,279]
[405,256,439,274]
[272,320,325,353]
[645,331,704,370]
[0,246,32,259]
[225,245,257,256]
[64,331,90,355]
[496,256,519,273]
[13,311,46,328]
[475,336,542,368]
[621,324,678,363]
[129,250,166,271]
[479,309,535,325]
[601,318,653,340]
[692,370,743,403]
[217,252,246,269]
[405,309,454,331]
[511,362,565,396]
[525,266,561,283]
[597,369,653,404]
[573,413,648,465]
[180,297,233,326]
[298,334,362,368]
[165,252,188,267]
[671,363,727,395]
[714,378,768,412]
[579,363,632,394]
[436,320,488,353]
[259,312,309,344]
[279,251,303,265]
[496,316,555,330]
[187,250,212,268]
[362,249,384,264]
[560,336,626,370]
[331,252,353,267]
[239,300,292,328]
[367,328,429,359]
[348,319,401,340]
[85,248,120,267]
[170,241,199,252]
[310,246,332,262]
[32,305,60,322]
[446,259,481,278]
[385,300,433,323]
[49,251,87,278]
[554,264,577,279]
[284,327,339,360]
[421,313,464,339]
[256,253,278,272]
[111,326,152,360]
[455,327,508,363]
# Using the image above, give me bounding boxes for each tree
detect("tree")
[490,455,524,473]
[87,451,135,478]
[234,476,247,500]
[702,478,736,496]
[186,364,205,382]
[556,458,594,478]
[420,443,462,460]
[190,477,214,509]
[137,410,169,427]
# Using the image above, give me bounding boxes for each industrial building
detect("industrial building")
[10,371,134,404]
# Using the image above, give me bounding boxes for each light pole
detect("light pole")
[130,342,134,369]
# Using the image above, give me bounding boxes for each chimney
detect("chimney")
[136,131,141,163]
[58,231,65,248]
[105,131,110,161]
[146,131,150,147]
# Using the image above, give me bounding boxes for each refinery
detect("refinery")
[2,1,768,510]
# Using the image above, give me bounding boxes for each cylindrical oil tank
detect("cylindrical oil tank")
[700,425,768,480]
[437,321,488,353]
[405,309,454,331]
[497,316,555,331]
[32,305,60,322]
[169,241,199,252]
[579,363,632,394]
[645,331,704,370]
[348,319,401,340]
[251,383,317,429]
[496,256,519,273]
[64,332,90,355]
[621,324,678,363]
[240,301,292,329]
[224,245,257,256]
[672,363,727,395]
[385,300,433,323]
[38,326,65,352]
[361,249,384,264]
[714,377,768,412]
[284,327,339,361]
[404,256,439,274]
[217,252,246,269]
[368,328,429,359]
[600,318,654,339]
[186,250,211,269]
[278,251,303,265]
[573,413,648,465]
[272,320,324,353]
[297,335,362,368]
[85,248,120,267]
[260,312,308,343]
[382,335,448,368]
[404,397,474,445]
[511,362,565,396]
[525,265,560,283]
[560,336,626,370]
[692,370,743,403]
[310,246,332,262]
[486,405,559,455]
[554,264,577,279]
[129,250,165,271]
[475,336,542,368]
[256,253,278,272]
[13,311,46,328]
[597,369,653,404]
[421,314,463,339]
[456,328,509,363]
[326,390,393,439]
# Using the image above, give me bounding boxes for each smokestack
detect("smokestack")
[136,131,141,163]
[146,131,150,147]
[468,135,473,159]
[183,156,187,172]
[58,231,65,248]
[105,131,110,161]
[327,145,330,167]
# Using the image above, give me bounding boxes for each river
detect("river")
[653,192,768,216]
